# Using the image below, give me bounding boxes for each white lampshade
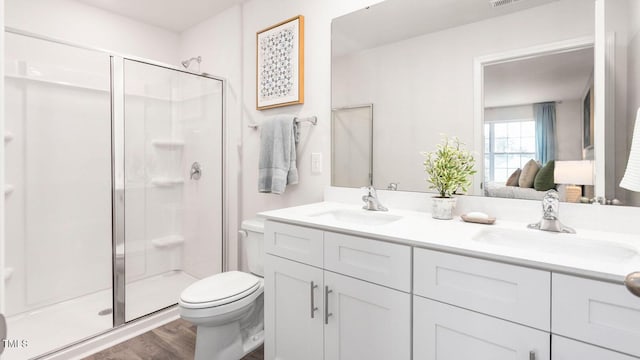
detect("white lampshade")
[621,108,640,192]
[554,160,594,185]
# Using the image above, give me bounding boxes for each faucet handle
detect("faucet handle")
[361,186,376,195]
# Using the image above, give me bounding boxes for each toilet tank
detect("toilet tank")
[241,218,265,277]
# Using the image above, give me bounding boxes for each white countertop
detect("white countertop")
[260,201,640,283]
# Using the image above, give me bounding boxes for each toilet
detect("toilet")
[179,218,265,360]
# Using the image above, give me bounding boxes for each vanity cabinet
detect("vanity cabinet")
[413,248,551,360]
[552,274,640,358]
[264,254,324,360]
[264,221,411,360]
[323,271,410,360]
[552,335,638,360]
[264,221,323,267]
[414,248,551,331]
[413,296,550,360]
[264,218,640,360]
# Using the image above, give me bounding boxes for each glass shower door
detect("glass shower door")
[3,32,113,359]
[123,60,223,321]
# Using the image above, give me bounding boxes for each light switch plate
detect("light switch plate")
[311,152,322,174]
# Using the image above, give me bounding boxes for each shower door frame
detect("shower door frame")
[3,26,228,333]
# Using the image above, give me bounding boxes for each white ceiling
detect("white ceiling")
[484,47,594,108]
[332,0,558,57]
[76,0,245,32]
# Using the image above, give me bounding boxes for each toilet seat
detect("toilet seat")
[180,271,261,309]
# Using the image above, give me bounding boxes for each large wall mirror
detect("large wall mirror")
[331,0,640,206]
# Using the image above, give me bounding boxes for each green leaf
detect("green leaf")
[420,135,476,197]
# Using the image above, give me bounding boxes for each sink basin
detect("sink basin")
[309,209,402,226]
[472,228,640,262]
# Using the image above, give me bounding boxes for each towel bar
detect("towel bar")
[248,115,317,129]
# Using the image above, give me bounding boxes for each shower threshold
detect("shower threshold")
[4,270,198,360]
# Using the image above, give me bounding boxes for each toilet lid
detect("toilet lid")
[180,271,260,307]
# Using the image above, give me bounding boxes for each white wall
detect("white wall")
[5,0,180,64]
[179,5,244,271]
[484,105,533,123]
[179,0,382,270]
[556,100,583,161]
[239,0,382,221]
[333,0,594,192]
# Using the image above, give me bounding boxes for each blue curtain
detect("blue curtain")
[534,102,556,164]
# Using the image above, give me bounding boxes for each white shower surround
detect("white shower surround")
[2,29,224,359]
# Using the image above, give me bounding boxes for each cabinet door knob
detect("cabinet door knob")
[625,272,640,297]
[324,286,333,325]
[529,350,536,360]
[310,281,319,318]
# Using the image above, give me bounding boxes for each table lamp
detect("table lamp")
[554,160,594,202]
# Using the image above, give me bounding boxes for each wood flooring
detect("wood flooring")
[83,319,264,360]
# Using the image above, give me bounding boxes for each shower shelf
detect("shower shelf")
[5,184,15,196]
[151,178,184,187]
[152,235,185,249]
[151,139,185,149]
[4,267,14,281]
[4,131,15,143]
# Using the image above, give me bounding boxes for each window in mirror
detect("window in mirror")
[485,120,536,183]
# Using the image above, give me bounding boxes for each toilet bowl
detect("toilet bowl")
[179,218,265,360]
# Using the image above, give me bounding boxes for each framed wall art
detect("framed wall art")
[256,15,304,110]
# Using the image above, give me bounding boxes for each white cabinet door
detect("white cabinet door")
[552,335,639,360]
[324,271,411,360]
[414,296,550,360]
[264,255,324,360]
[552,274,640,357]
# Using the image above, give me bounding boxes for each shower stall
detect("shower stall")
[2,29,225,359]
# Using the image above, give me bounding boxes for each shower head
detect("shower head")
[181,56,202,69]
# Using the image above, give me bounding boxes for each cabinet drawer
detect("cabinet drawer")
[552,335,639,360]
[552,274,640,358]
[414,296,550,360]
[414,248,551,330]
[324,232,411,292]
[264,221,323,267]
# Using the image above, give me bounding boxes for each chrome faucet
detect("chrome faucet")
[528,190,575,233]
[362,186,388,211]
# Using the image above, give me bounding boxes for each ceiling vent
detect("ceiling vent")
[490,0,523,7]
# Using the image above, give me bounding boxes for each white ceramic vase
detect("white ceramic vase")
[431,196,457,220]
